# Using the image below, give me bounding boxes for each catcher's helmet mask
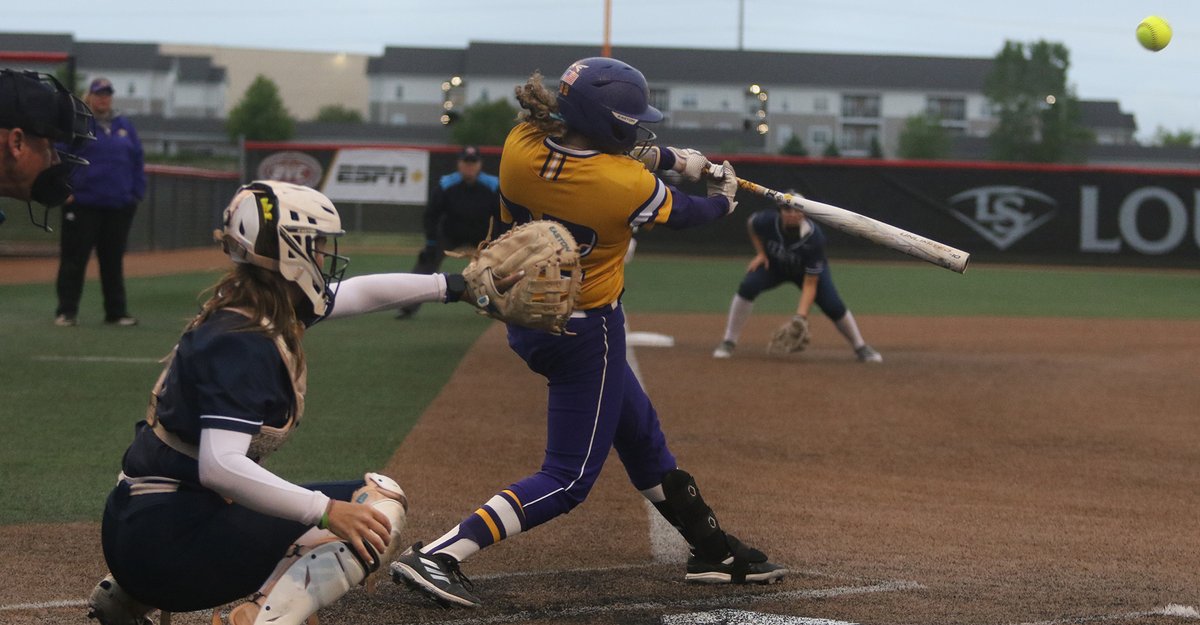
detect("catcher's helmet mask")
[556,57,662,154]
[217,181,349,324]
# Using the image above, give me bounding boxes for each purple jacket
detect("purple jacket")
[67,114,145,208]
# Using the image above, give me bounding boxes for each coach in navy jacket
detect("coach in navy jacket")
[54,77,145,327]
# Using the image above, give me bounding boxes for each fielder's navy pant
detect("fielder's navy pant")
[737,264,848,321]
[504,303,677,530]
[100,478,361,612]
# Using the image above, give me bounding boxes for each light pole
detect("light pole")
[746,84,768,135]
[441,75,464,125]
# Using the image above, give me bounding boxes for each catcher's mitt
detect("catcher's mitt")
[766,315,810,355]
[462,220,582,334]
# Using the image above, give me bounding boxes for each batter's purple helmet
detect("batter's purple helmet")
[556,57,662,154]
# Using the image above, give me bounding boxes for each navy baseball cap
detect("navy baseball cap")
[458,145,480,162]
[0,69,94,145]
[88,77,114,95]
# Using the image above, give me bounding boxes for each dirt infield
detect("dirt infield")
[0,248,226,285]
[2,309,1197,625]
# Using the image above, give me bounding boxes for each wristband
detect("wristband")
[443,273,467,303]
[319,511,330,530]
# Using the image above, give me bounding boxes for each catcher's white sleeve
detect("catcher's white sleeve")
[198,427,329,526]
[327,273,448,319]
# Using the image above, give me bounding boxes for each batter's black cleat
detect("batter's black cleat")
[684,534,788,584]
[390,542,481,608]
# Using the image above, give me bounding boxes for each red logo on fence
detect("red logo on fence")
[257,151,324,187]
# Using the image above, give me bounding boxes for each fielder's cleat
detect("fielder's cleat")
[105,316,139,327]
[684,535,788,585]
[855,344,883,363]
[390,542,481,608]
[86,574,154,625]
[712,340,736,359]
[54,314,78,327]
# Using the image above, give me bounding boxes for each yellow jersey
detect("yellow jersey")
[499,122,674,309]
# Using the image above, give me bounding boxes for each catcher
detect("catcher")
[86,181,525,625]
[390,57,786,610]
[713,189,883,363]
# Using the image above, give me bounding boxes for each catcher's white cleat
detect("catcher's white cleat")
[712,340,735,359]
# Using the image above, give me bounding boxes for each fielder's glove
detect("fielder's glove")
[766,314,810,355]
[460,221,582,334]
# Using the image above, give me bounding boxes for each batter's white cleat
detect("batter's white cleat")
[712,340,736,359]
[855,345,883,363]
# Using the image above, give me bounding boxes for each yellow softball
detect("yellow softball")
[1137,15,1172,52]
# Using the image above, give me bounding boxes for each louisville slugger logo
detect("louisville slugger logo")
[948,186,1057,250]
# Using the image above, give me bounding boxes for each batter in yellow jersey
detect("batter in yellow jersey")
[392,58,787,609]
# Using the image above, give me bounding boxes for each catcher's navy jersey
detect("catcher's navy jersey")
[121,310,293,484]
[750,210,828,276]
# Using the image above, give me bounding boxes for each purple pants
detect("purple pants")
[505,303,677,530]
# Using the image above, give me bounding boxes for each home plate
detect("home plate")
[628,332,675,347]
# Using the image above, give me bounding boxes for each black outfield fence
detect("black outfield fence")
[238,143,1200,268]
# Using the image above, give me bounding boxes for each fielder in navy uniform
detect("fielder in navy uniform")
[86,180,512,625]
[396,145,499,319]
[713,190,882,362]
[390,57,787,609]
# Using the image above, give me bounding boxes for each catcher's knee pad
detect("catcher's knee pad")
[656,469,731,562]
[354,472,408,572]
[228,535,366,625]
[87,574,155,625]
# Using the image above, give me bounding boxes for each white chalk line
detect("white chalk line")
[625,319,691,565]
[397,580,925,625]
[1009,604,1200,625]
[33,355,160,364]
[0,598,88,611]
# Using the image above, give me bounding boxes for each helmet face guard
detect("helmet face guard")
[555,57,662,154]
[0,70,94,150]
[1,71,95,217]
[218,181,348,323]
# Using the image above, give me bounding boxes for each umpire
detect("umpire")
[0,69,93,224]
[396,145,499,318]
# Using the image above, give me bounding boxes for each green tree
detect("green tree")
[226,75,294,141]
[450,98,519,146]
[898,113,952,159]
[983,40,1093,163]
[1152,127,1196,148]
[780,134,808,156]
[821,140,840,158]
[314,104,363,123]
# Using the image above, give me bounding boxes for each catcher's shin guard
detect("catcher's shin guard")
[228,532,366,625]
[653,469,731,563]
[228,473,408,624]
[355,472,409,590]
[87,574,155,625]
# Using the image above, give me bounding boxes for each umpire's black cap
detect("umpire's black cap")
[0,69,94,145]
[458,145,481,162]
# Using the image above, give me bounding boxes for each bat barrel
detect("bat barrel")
[734,177,970,274]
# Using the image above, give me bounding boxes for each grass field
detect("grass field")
[1,253,1197,525]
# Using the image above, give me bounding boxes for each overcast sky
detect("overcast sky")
[6,0,1198,140]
